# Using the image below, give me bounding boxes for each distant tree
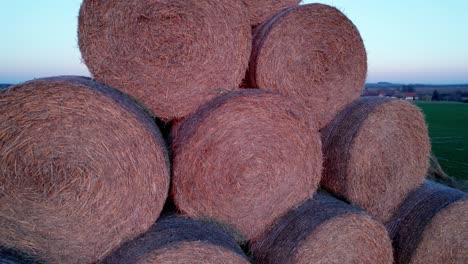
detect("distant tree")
[401,85,416,92]
[455,90,463,102]
[432,90,440,101]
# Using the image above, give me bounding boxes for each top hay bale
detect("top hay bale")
[0,76,170,263]
[78,0,251,121]
[243,0,301,27]
[172,89,323,241]
[248,3,367,129]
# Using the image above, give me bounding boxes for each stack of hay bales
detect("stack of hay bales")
[1,1,466,263]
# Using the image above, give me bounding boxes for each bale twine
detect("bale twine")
[0,76,170,263]
[321,97,430,222]
[0,247,44,264]
[248,3,367,129]
[387,180,467,264]
[78,0,251,121]
[251,193,393,264]
[102,215,250,264]
[172,89,323,241]
[243,0,301,27]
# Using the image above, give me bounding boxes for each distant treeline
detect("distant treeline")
[365,82,468,103]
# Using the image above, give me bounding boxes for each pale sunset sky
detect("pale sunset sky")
[1,0,467,84]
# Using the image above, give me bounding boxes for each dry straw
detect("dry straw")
[387,180,467,264]
[172,89,323,241]
[321,97,430,222]
[243,0,301,27]
[0,76,170,263]
[251,193,393,264]
[78,0,251,121]
[248,3,367,129]
[102,215,250,264]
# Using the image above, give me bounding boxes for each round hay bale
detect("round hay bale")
[78,0,251,121]
[387,180,467,264]
[248,3,367,129]
[0,76,170,263]
[321,97,430,222]
[0,247,44,264]
[102,215,250,264]
[243,0,300,27]
[172,89,323,240]
[251,193,393,264]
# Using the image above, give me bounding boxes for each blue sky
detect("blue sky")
[1,0,467,84]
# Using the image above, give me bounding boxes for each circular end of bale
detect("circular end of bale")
[321,97,430,222]
[251,194,393,264]
[103,216,249,264]
[243,0,301,27]
[172,89,323,240]
[249,3,367,129]
[293,214,392,264]
[78,0,251,121]
[411,198,467,263]
[0,76,170,263]
[387,181,467,264]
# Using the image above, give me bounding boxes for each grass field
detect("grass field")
[414,101,468,180]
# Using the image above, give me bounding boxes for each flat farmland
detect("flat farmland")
[415,101,468,180]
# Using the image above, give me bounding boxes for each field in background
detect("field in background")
[415,101,468,180]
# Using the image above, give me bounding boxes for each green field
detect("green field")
[414,101,468,180]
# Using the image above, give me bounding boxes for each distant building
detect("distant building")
[402,92,418,100]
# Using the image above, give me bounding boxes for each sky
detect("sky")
[1,0,467,84]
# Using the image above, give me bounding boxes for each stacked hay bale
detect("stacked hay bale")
[0,247,44,264]
[79,0,251,121]
[103,215,250,264]
[243,0,301,27]
[171,89,323,241]
[251,193,394,264]
[0,77,170,263]
[387,181,467,264]
[248,4,367,129]
[320,97,431,222]
[1,1,466,263]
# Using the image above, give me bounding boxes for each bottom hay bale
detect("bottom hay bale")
[387,180,467,264]
[102,215,250,264]
[0,247,44,264]
[251,193,393,264]
[0,76,170,263]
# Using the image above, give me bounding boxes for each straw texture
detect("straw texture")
[387,180,467,264]
[249,3,367,129]
[321,97,430,222]
[103,215,249,264]
[252,193,393,264]
[243,0,300,26]
[172,89,322,241]
[0,76,170,263]
[79,0,251,121]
